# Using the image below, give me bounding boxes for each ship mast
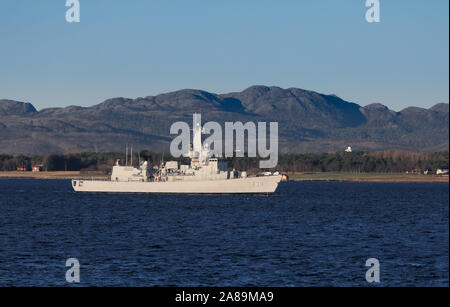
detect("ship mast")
[193,113,202,158]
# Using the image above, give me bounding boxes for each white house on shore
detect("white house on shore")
[436,169,449,175]
[345,146,353,153]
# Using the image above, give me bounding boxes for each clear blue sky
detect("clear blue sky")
[0,0,448,111]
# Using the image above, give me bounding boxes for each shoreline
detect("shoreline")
[0,171,448,183]
[287,172,449,183]
[0,171,107,180]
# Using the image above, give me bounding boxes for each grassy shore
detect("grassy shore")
[288,172,449,183]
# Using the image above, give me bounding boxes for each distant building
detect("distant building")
[32,165,43,172]
[16,163,28,172]
[423,169,433,175]
[436,169,449,175]
[345,146,353,153]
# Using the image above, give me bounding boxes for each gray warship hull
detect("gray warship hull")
[72,175,282,194]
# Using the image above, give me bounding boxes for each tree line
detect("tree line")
[0,151,448,173]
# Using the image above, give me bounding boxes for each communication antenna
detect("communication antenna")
[125,144,128,166]
[131,146,133,166]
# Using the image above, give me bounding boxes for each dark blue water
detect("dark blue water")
[0,179,448,286]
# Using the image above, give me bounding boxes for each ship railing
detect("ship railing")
[71,177,109,182]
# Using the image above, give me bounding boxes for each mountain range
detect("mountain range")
[0,86,448,155]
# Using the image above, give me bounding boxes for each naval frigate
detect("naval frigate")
[72,115,282,194]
